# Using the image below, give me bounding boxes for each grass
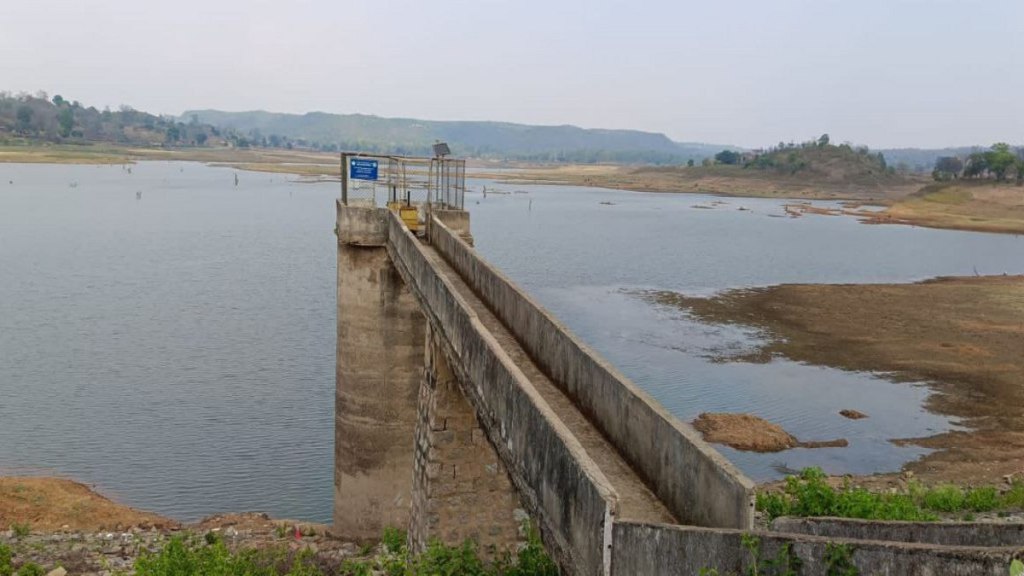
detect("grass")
[129,525,557,576]
[757,468,1024,522]
[9,524,29,539]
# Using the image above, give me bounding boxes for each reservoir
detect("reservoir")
[2,161,1022,522]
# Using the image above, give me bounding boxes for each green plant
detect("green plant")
[0,543,12,576]
[1004,482,1024,508]
[922,485,964,512]
[757,468,936,522]
[15,564,44,576]
[824,542,858,576]
[500,522,558,576]
[1010,558,1024,576]
[275,523,289,539]
[965,486,1000,512]
[740,534,800,576]
[203,531,220,546]
[412,539,487,575]
[381,526,406,555]
[10,523,30,539]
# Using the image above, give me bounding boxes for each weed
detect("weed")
[202,531,220,546]
[964,486,1000,512]
[503,522,558,576]
[10,524,29,539]
[757,468,935,522]
[758,467,1024,522]
[1010,558,1023,576]
[740,534,800,576]
[381,526,406,555]
[0,543,11,576]
[274,524,289,539]
[824,542,858,576]
[1003,482,1024,508]
[133,525,557,576]
[922,485,964,512]
[14,564,44,576]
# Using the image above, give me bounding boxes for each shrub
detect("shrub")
[758,468,935,522]
[964,486,1000,512]
[922,485,964,512]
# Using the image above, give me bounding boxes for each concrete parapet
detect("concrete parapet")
[386,211,616,576]
[336,201,387,246]
[426,216,755,529]
[433,209,473,246]
[772,516,1024,548]
[611,521,1024,576]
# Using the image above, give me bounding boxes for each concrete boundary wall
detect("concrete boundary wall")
[386,212,617,576]
[427,217,755,529]
[772,516,1024,548]
[611,521,1024,576]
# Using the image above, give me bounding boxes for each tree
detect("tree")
[963,153,988,178]
[932,156,963,181]
[714,149,741,165]
[52,94,65,107]
[1017,148,1024,185]
[15,105,33,132]
[165,124,180,143]
[817,133,830,147]
[195,132,208,145]
[686,158,695,167]
[57,107,74,138]
[984,143,1015,182]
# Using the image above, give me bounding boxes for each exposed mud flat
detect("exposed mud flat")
[693,413,848,452]
[645,275,1024,485]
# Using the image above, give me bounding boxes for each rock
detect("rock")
[45,568,67,576]
[840,409,868,419]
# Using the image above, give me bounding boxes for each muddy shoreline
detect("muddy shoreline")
[642,275,1024,486]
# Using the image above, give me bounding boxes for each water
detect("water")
[1,163,1022,522]
[464,182,1024,481]
[1,163,336,522]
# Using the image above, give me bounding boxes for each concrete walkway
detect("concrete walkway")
[418,240,676,524]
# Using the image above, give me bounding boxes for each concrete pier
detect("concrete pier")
[334,204,424,540]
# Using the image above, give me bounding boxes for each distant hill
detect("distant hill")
[741,141,899,184]
[182,109,729,164]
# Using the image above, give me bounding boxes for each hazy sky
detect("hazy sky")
[2,0,1021,148]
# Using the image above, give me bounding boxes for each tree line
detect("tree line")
[933,143,1024,184]
[0,91,309,151]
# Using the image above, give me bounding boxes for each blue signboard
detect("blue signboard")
[349,158,379,181]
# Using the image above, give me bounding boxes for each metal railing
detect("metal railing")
[340,152,465,211]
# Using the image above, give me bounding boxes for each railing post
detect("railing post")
[340,152,349,205]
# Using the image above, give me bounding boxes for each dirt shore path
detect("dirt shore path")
[644,275,1024,485]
